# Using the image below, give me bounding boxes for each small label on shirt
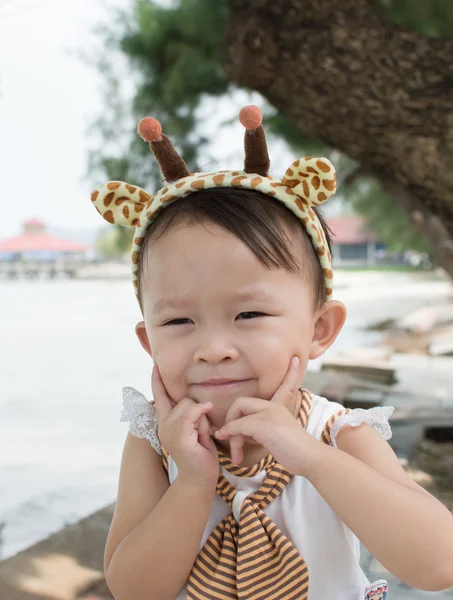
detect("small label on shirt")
[359,579,388,600]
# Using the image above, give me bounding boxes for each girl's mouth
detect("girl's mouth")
[194,378,253,391]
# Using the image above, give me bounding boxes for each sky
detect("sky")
[0,0,134,239]
[0,0,333,241]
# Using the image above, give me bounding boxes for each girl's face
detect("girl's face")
[138,222,344,427]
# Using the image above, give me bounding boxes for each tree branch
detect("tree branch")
[223,0,453,278]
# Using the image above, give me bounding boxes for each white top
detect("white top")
[121,387,394,600]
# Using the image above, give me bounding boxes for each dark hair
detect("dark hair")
[137,188,333,309]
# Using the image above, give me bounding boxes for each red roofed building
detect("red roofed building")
[325,217,383,265]
[0,219,90,260]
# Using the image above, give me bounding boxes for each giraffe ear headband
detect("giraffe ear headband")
[91,105,337,299]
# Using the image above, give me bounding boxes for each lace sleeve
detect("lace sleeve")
[120,387,162,455]
[330,406,394,448]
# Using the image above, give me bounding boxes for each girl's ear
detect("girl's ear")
[135,321,153,357]
[309,300,347,360]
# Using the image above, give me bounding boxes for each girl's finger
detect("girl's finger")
[151,365,173,419]
[181,402,213,444]
[222,402,249,465]
[197,412,211,437]
[224,397,268,424]
[201,434,218,457]
[229,434,245,465]
[198,414,214,450]
[271,356,302,405]
[216,415,261,441]
[182,401,213,426]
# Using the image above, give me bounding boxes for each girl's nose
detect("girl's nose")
[193,331,239,364]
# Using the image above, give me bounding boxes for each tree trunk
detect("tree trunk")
[223,0,453,279]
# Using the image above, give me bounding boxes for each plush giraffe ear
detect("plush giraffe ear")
[91,181,153,227]
[281,157,336,206]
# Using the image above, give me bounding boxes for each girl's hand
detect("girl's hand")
[152,366,219,487]
[215,357,322,477]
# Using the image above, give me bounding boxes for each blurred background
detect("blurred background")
[1,0,453,598]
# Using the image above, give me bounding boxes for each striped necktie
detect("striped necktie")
[162,390,349,599]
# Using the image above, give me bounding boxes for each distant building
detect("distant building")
[0,219,90,262]
[326,217,384,266]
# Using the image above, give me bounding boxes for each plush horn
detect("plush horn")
[137,117,190,182]
[239,105,270,177]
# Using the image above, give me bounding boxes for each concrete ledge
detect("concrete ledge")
[0,505,114,600]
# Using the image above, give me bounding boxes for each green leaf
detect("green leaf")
[374,0,453,38]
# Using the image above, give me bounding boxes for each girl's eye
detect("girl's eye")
[163,318,193,326]
[237,311,266,320]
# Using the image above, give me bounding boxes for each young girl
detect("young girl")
[91,106,453,600]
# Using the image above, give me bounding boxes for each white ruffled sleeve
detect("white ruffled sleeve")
[120,387,162,455]
[330,406,394,448]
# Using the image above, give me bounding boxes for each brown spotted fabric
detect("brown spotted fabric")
[91,111,338,301]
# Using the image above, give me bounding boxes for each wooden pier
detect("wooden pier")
[0,260,90,280]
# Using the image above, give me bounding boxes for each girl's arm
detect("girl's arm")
[306,423,453,591]
[104,433,216,600]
